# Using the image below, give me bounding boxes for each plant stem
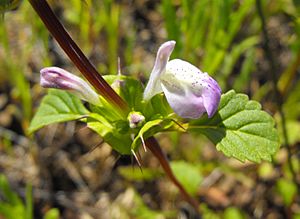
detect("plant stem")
[145,137,200,213]
[28,0,129,115]
[256,0,299,189]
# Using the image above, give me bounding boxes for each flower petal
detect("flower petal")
[199,73,221,117]
[40,67,101,105]
[143,41,176,101]
[162,59,221,118]
[161,82,206,119]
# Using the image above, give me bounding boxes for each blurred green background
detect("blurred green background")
[0,0,299,218]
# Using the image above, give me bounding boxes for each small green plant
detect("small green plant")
[0,174,59,219]
[29,41,279,162]
[26,0,280,213]
[0,174,32,219]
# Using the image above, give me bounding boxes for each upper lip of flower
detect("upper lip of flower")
[143,41,222,119]
[143,41,176,101]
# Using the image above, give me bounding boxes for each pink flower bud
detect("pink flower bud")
[40,67,101,105]
[127,111,145,128]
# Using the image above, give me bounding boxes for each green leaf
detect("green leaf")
[170,161,202,196]
[0,174,22,206]
[87,113,132,154]
[0,174,26,219]
[131,119,173,151]
[189,90,279,163]
[0,204,25,219]
[29,89,88,133]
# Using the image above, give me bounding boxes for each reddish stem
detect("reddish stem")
[28,0,128,114]
[145,137,200,213]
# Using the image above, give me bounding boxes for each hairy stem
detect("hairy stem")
[145,137,200,213]
[28,0,129,115]
[256,0,299,188]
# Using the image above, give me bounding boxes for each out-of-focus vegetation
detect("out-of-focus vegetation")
[0,174,59,219]
[0,0,299,218]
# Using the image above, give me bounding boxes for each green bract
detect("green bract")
[30,76,279,162]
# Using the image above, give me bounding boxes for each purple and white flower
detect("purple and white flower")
[40,67,101,105]
[143,41,221,119]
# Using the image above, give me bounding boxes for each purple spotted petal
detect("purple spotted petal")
[40,67,101,105]
[143,41,176,100]
[162,59,221,119]
[161,83,207,119]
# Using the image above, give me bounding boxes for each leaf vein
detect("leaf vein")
[43,102,60,113]
[231,129,277,142]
